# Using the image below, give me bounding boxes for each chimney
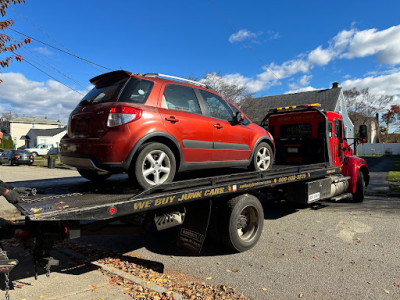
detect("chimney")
[332,82,339,89]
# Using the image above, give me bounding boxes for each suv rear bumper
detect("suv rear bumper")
[60,155,107,172]
[60,153,127,173]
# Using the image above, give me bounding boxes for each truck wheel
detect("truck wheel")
[77,169,111,181]
[250,142,274,171]
[352,171,365,203]
[132,142,176,190]
[31,152,38,157]
[220,194,264,252]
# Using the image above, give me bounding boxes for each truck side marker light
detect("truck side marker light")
[274,179,277,183]
[308,173,310,177]
[109,207,116,215]
[34,214,40,217]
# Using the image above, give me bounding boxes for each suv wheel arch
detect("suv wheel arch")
[123,132,183,172]
[249,137,275,163]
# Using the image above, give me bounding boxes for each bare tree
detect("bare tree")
[199,72,254,106]
[344,88,393,143]
[344,88,393,123]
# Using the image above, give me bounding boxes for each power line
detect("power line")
[206,0,284,86]
[19,56,84,95]
[10,7,102,72]
[8,28,113,71]
[20,47,87,89]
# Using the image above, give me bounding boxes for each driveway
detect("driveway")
[1,160,400,299]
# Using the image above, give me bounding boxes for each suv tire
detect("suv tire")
[250,142,274,171]
[133,142,176,190]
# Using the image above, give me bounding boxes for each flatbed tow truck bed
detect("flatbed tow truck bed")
[13,163,340,222]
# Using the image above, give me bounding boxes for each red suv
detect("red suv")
[60,71,274,189]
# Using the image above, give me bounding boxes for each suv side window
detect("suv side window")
[162,84,202,114]
[199,90,234,122]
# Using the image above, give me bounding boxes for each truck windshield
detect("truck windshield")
[280,123,312,139]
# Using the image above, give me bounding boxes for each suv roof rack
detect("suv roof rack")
[143,73,207,88]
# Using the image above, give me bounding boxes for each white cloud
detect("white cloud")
[308,46,334,66]
[299,74,312,86]
[285,86,317,94]
[342,72,400,100]
[342,25,400,64]
[34,47,54,56]
[229,29,259,43]
[219,24,400,95]
[0,73,87,123]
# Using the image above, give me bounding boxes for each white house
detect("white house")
[26,127,67,149]
[0,117,64,148]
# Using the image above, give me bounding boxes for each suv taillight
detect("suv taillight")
[107,106,142,127]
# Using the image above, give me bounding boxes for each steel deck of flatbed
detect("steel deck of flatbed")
[10,163,341,222]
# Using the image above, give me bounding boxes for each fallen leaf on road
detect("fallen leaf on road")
[298,293,304,298]
[92,285,97,290]
[206,277,212,280]
[384,289,390,294]
[313,256,318,259]
[226,269,231,273]
[262,288,267,291]
[232,269,239,273]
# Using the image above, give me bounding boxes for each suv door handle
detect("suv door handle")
[213,123,223,129]
[165,116,179,123]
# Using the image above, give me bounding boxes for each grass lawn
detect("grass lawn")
[33,156,68,168]
[387,156,400,192]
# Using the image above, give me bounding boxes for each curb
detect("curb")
[55,247,184,300]
[91,261,184,300]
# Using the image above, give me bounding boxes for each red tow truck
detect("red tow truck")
[0,103,369,294]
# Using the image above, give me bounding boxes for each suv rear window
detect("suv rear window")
[78,78,153,106]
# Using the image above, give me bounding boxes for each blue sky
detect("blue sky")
[1,0,400,124]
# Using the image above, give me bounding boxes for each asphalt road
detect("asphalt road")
[1,159,400,299]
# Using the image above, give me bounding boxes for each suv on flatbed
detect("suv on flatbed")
[60,71,274,189]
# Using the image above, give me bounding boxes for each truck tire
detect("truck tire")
[352,171,365,203]
[77,169,111,181]
[249,142,274,171]
[132,142,176,190]
[31,152,38,157]
[220,194,264,252]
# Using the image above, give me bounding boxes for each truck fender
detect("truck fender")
[342,156,369,193]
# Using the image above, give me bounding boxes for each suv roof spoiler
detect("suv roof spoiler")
[90,70,132,88]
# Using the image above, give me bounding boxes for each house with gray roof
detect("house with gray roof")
[241,82,355,148]
[26,127,67,149]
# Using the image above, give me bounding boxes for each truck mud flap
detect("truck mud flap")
[177,200,212,254]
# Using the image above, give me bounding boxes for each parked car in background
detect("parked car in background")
[0,149,34,166]
[25,144,57,157]
[60,70,275,189]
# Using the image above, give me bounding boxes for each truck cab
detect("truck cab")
[262,104,369,201]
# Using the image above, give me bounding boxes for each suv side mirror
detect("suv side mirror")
[359,125,368,143]
[234,112,244,125]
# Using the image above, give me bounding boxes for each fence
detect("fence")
[357,143,400,155]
